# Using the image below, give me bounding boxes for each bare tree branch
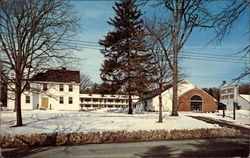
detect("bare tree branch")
[0,0,79,126]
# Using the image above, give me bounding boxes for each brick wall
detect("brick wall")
[178,88,217,112]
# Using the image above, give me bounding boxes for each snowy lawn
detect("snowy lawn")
[181,110,250,127]
[1,108,220,135]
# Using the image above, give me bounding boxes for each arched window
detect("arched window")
[190,95,202,111]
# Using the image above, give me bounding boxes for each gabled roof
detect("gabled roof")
[239,94,250,103]
[141,84,172,100]
[141,80,192,100]
[31,68,80,83]
[141,79,218,102]
[178,87,217,102]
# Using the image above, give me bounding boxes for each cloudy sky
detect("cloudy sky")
[69,1,249,88]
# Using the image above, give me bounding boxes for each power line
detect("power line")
[57,40,249,63]
[181,50,247,60]
[62,41,247,60]
[61,39,247,59]
[63,45,248,63]
[61,39,99,45]
[180,56,246,64]
[180,54,248,62]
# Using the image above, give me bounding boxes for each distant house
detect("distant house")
[238,94,250,110]
[138,80,217,112]
[7,68,80,111]
[79,94,139,110]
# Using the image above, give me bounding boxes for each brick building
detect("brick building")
[138,80,217,112]
[178,88,217,112]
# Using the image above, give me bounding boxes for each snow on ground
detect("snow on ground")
[181,110,250,127]
[0,109,220,135]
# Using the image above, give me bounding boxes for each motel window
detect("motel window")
[93,105,98,107]
[85,105,90,107]
[69,85,73,92]
[80,98,84,102]
[108,99,113,102]
[25,96,30,103]
[69,97,73,104]
[59,84,64,91]
[43,83,48,91]
[59,97,64,104]
[115,99,120,103]
[93,99,98,102]
[108,105,113,108]
[85,98,91,102]
[115,105,120,108]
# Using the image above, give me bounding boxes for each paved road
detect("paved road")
[2,138,249,158]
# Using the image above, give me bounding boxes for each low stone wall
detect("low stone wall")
[0,127,243,148]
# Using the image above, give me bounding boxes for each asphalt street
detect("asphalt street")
[2,138,249,158]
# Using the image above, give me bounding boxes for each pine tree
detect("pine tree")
[99,0,153,114]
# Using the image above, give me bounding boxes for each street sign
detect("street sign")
[220,84,239,119]
[220,85,238,102]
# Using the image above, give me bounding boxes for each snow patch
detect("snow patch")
[1,109,220,135]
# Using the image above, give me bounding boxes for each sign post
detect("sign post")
[222,105,225,118]
[233,102,236,120]
[220,84,238,120]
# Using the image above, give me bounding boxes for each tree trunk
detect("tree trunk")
[158,89,163,123]
[171,3,179,116]
[15,80,23,126]
[128,93,133,114]
[171,49,178,116]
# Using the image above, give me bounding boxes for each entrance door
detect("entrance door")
[190,95,202,111]
[41,98,48,109]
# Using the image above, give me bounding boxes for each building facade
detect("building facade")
[7,68,139,111]
[7,68,80,111]
[79,94,138,110]
[238,94,250,110]
[138,80,217,112]
[178,88,217,112]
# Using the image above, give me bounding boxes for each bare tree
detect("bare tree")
[211,1,249,43]
[151,0,215,116]
[212,1,249,82]
[80,73,93,93]
[144,1,248,117]
[0,0,79,126]
[145,18,172,122]
[151,49,172,123]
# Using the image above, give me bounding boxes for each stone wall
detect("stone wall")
[1,128,242,148]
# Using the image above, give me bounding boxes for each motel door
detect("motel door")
[41,98,49,109]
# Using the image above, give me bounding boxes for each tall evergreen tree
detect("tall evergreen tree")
[99,0,153,114]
